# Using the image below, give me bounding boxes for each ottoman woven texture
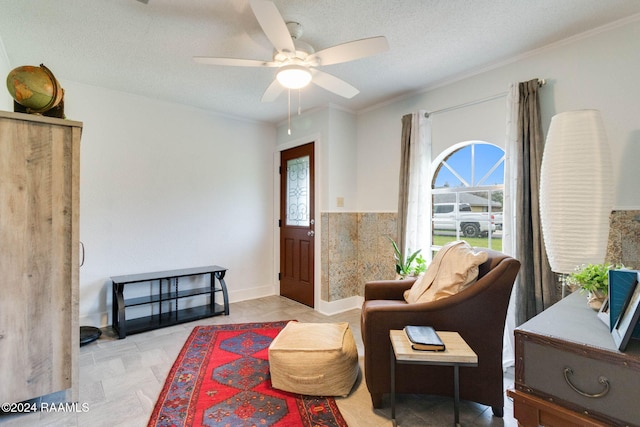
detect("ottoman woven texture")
[268,321,359,396]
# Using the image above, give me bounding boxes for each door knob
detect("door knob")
[307,230,315,237]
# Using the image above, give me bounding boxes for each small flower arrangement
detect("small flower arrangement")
[567,263,625,295]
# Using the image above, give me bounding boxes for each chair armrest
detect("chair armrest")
[364,278,415,301]
[361,298,452,330]
[361,289,487,346]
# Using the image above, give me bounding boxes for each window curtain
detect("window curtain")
[397,112,432,259]
[504,79,556,328]
[502,83,519,368]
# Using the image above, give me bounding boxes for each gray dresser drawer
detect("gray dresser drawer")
[514,292,640,427]
[518,335,640,425]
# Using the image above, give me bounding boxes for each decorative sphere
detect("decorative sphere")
[6,64,64,113]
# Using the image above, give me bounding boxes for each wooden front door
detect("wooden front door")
[280,142,315,307]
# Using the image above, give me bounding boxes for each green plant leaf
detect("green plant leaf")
[387,236,425,277]
[567,263,627,295]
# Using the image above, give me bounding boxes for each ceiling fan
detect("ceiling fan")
[194,0,389,102]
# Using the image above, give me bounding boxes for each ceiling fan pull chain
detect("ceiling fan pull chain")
[298,89,302,115]
[287,88,291,135]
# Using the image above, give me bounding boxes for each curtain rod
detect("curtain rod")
[424,78,545,118]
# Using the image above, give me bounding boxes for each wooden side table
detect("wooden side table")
[390,330,478,426]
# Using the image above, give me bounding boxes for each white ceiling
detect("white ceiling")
[2,0,640,123]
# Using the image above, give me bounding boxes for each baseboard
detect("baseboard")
[79,311,109,329]
[228,285,277,303]
[316,295,364,316]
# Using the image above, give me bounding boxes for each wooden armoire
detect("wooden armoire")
[0,110,82,403]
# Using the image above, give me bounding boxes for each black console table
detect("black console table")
[111,265,229,339]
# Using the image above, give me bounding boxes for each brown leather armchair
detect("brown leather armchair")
[360,248,520,417]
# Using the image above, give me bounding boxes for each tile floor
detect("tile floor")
[0,295,517,426]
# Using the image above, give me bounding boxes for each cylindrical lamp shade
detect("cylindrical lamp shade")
[539,110,613,274]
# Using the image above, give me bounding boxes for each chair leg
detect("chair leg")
[492,406,504,417]
[370,393,383,409]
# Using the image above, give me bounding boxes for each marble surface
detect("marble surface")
[0,296,516,426]
[606,210,640,268]
[321,212,398,301]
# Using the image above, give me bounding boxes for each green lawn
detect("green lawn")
[433,234,503,251]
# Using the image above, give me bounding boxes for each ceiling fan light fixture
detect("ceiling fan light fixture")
[276,64,312,89]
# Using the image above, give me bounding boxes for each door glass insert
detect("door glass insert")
[286,155,310,226]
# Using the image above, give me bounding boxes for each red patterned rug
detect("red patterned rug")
[148,321,348,427]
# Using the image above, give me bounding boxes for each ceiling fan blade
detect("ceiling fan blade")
[261,79,284,102]
[249,0,296,55]
[193,57,279,67]
[307,36,389,66]
[310,69,359,99]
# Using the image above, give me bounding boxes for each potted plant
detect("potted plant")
[567,263,623,310]
[388,237,427,279]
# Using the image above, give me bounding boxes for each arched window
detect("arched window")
[431,141,504,253]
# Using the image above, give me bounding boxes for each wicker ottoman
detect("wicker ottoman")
[268,321,359,396]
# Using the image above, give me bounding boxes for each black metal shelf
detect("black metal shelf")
[111,265,229,338]
[124,304,226,336]
[123,286,224,307]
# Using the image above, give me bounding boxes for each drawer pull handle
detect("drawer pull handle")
[563,367,610,398]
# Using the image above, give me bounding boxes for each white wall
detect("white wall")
[0,37,13,111]
[0,67,277,326]
[356,16,640,212]
[326,107,358,211]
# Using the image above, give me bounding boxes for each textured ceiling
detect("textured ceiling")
[2,0,640,123]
